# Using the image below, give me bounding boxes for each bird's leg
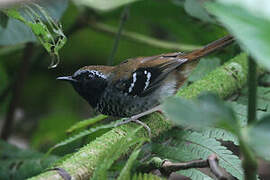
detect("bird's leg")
[114,105,162,137]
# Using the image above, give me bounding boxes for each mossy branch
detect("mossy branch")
[29,53,249,180]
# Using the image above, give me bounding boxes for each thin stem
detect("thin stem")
[140,154,227,179]
[88,22,201,52]
[0,43,34,140]
[239,56,258,180]
[247,56,257,124]
[107,6,129,65]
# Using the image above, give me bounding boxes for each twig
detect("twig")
[87,22,201,52]
[239,56,258,180]
[140,154,227,179]
[208,154,227,180]
[64,11,201,52]
[0,43,34,140]
[247,56,257,124]
[107,5,129,65]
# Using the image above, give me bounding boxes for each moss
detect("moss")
[29,53,250,180]
[177,53,248,99]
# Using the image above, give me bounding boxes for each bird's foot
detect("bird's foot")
[114,117,151,137]
[114,105,162,137]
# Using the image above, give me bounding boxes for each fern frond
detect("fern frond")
[92,129,147,180]
[66,115,108,133]
[200,127,239,145]
[179,169,213,180]
[180,131,243,179]
[150,131,243,179]
[132,173,164,180]
[46,119,124,155]
[228,101,269,126]
[117,147,141,180]
[0,140,58,179]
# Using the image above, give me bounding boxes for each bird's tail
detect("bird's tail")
[180,35,234,61]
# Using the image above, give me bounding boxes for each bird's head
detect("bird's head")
[57,67,110,108]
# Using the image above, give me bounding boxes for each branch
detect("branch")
[140,154,227,180]
[107,5,129,65]
[29,53,252,180]
[87,22,202,52]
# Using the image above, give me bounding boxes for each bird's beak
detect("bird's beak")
[56,76,77,83]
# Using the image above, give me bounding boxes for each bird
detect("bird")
[57,35,234,135]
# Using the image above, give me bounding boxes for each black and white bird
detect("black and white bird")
[57,35,234,134]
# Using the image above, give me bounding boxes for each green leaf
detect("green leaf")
[92,130,147,180]
[46,118,124,155]
[151,131,243,179]
[206,2,270,70]
[188,57,221,82]
[228,101,269,126]
[66,114,108,133]
[0,0,68,45]
[184,0,215,23]
[0,140,58,179]
[236,87,270,112]
[162,93,238,133]
[117,146,141,180]
[247,115,270,160]
[132,173,164,180]
[74,0,140,11]
[200,127,239,145]
[178,169,212,180]
[2,1,67,68]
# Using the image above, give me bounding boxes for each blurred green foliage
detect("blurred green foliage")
[1,0,270,179]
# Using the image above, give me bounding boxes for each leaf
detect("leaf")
[117,146,141,180]
[162,93,238,133]
[151,131,243,179]
[217,0,270,20]
[184,0,215,23]
[200,127,239,145]
[228,101,270,126]
[66,114,108,133]
[236,87,270,112]
[0,140,58,179]
[73,0,140,11]
[178,169,213,180]
[0,0,68,45]
[247,115,270,161]
[206,2,270,71]
[188,57,221,82]
[46,118,126,155]
[2,1,67,68]
[92,130,147,180]
[132,173,164,180]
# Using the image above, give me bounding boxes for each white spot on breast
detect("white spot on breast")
[144,72,151,90]
[129,72,137,93]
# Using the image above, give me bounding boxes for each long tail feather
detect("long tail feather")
[181,35,234,61]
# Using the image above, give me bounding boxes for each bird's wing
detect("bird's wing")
[113,54,188,97]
